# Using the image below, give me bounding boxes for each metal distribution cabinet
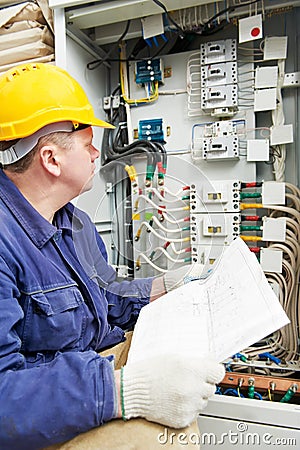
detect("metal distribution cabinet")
[48,0,300,445]
[198,395,300,449]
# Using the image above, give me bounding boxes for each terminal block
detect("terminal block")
[138,118,164,142]
[135,58,164,85]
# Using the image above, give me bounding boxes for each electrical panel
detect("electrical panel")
[101,28,299,429]
[52,1,300,443]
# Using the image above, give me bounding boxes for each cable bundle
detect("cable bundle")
[231,182,300,376]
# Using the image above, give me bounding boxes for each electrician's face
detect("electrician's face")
[60,126,100,197]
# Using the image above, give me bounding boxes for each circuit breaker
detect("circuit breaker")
[200,39,238,115]
[190,180,241,213]
[191,119,243,161]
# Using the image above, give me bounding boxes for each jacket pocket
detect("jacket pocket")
[21,286,86,352]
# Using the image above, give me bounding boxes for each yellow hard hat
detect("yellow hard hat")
[0,62,114,141]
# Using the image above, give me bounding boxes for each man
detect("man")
[0,63,224,449]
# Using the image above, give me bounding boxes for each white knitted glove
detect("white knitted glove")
[120,355,225,428]
[163,264,207,292]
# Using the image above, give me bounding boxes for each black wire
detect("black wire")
[103,144,154,167]
[198,0,261,33]
[152,141,167,167]
[128,37,149,60]
[152,0,185,38]
[87,20,131,70]
[111,85,121,97]
[112,138,161,167]
[264,147,277,165]
[114,171,121,268]
[113,138,156,154]
[101,128,113,166]
[100,159,127,172]
[198,19,229,36]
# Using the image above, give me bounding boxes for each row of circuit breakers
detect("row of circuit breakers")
[134,39,239,146]
[189,179,286,273]
[132,37,293,163]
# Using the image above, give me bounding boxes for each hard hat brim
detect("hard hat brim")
[90,117,115,129]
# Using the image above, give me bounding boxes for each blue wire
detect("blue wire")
[254,391,263,400]
[191,122,214,142]
[145,38,152,48]
[225,363,232,372]
[258,352,281,365]
[153,36,159,47]
[223,388,244,398]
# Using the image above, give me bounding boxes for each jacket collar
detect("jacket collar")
[0,169,83,248]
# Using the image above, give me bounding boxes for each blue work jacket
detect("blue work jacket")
[0,169,153,449]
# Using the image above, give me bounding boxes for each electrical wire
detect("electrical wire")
[145,187,190,204]
[161,213,190,225]
[230,184,300,376]
[152,0,185,38]
[87,20,131,70]
[145,245,190,264]
[135,221,190,243]
[144,214,190,234]
[191,0,261,35]
[137,194,190,213]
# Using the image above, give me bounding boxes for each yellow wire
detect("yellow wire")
[240,235,262,242]
[240,203,264,210]
[120,60,159,105]
[268,389,273,401]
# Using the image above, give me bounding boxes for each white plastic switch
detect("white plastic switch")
[255,66,278,89]
[200,39,237,65]
[270,124,293,145]
[262,217,286,242]
[254,88,277,111]
[260,248,283,273]
[262,181,285,205]
[263,36,288,60]
[247,139,269,162]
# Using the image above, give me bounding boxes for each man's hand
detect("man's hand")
[116,355,225,428]
[163,264,206,292]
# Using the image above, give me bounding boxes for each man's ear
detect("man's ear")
[39,145,61,176]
